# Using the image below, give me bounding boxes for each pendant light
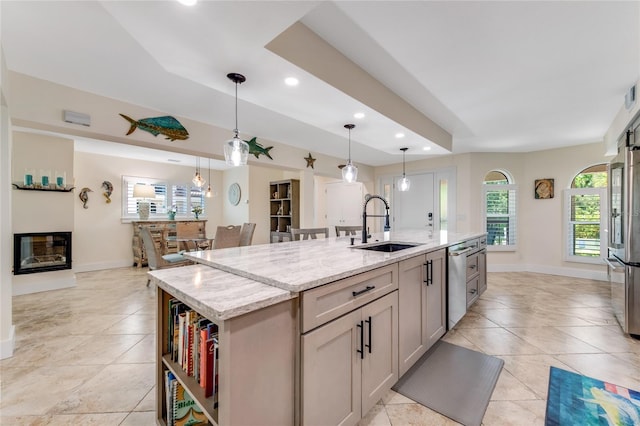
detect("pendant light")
[224,73,249,167]
[397,147,410,192]
[192,157,206,188]
[342,124,358,183]
[206,158,213,198]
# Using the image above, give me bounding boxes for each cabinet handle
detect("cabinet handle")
[365,316,372,353]
[423,260,433,285]
[469,265,477,270]
[352,285,375,297]
[469,288,477,294]
[356,320,364,359]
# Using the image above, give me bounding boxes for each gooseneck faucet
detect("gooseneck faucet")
[362,194,391,243]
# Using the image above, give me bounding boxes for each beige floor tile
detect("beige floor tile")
[453,311,500,329]
[49,334,146,366]
[49,363,155,415]
[116,334,155,364]
[456,328,542,355]
[1,335,93,368]
[0,416,52,426]
[441,329,483,352]
[133,386,156,412]
[554,352,640,390]
[506,326,603,354]
[385,403,461,425]
[555,324,640,354]
[120,410,156,425]
[42,413,128,425]
[381,389,415,405]
[104,314,155,335]
[490,369,539,401]
[499,354,576,398]
[482,400,547,426]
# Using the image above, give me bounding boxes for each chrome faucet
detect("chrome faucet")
[362,194,391,243]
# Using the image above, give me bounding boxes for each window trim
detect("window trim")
[121,175,205,221]
[563,187,607,264]
[482,180,518,252]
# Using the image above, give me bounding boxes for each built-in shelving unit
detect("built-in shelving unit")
[269,179,299,243]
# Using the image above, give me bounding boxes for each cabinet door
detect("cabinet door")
[326,182,364,231]
[302,310,362,426]
[398,254,428,377]
[425,249,446,349]
[361,291,398,415]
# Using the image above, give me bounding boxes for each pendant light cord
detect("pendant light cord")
[234,81,239,137]
[348,127,352,162]
[402,150,406,177]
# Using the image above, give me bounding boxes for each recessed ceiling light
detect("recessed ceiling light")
[354,112,365,119]
[284,77,299,86]
[177,0,197,6]
[423,146,432,151]
[395,132,405,139]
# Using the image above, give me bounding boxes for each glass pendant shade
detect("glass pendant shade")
[206,185,213,198]
[397,147,410,192]
[398,176,410,191]
[224,135,249,167]
[342,161,358,183]
[192,157,206,187]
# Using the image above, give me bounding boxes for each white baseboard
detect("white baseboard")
[488,263,608,282]
[0,325,15,359]
[13,275,77,296]
[73,259,133,273]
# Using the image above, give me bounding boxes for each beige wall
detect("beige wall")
[11,132,76,295]
[73,150,223,271]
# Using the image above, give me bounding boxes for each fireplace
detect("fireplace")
[13,232,72,275]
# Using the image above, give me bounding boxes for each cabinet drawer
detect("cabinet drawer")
[301,264,398,333]
[466,276,479,308]
[466,253,479,280]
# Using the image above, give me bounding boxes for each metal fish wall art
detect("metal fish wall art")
[119,114,189,141]
[246,137,273,160]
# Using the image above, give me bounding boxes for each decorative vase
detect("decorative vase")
[194,213,199,220]
[168,212,176,221]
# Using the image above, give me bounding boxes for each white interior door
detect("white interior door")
[393,173,435,231]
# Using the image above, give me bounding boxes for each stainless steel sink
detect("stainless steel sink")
[354,242,420,253]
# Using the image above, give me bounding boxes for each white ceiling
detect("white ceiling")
[2,1,638,167]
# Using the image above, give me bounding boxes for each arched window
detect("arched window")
[564,164,607,262]
[482,170,517,249]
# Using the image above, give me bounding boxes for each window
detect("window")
[564,165,607,263]
[122,176,205,220]
[482,170,517,250]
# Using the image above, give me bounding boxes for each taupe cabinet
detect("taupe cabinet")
[466,248,486,307]
[398,249,447,377]
[301,265,399,426]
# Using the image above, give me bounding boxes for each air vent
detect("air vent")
[63,110,91,126]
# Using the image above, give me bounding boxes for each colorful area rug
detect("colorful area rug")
[545,366,640,426]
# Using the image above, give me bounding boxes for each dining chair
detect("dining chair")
[291,227,329,241]
[335,225,363,237]
[212,225,241,249]
[139,226,191,286]
[239,223,256,246]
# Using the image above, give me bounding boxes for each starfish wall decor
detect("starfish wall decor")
[304,152,316,169]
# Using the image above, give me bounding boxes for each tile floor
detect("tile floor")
[1,268,639,425]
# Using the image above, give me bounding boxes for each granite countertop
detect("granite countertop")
[185,230,484,292]
[148,264,295,321]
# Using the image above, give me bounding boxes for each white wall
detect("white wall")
[73,150,223,271]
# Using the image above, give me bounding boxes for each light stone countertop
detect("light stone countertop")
[185,230,485,292]
[148,264,295,321]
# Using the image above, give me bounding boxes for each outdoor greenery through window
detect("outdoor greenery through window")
[565,165,607,262]
[122,176,205,220]
[483,170,517,249]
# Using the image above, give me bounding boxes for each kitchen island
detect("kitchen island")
[150,230,486,426]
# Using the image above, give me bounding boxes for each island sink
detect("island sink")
[354,242,421,252]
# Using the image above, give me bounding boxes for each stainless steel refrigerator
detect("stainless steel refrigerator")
[607,118,640,337]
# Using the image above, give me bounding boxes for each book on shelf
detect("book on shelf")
[165,371,209,426]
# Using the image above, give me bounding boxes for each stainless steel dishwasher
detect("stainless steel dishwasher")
[447,237,485,329]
